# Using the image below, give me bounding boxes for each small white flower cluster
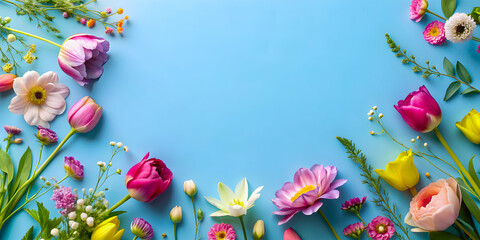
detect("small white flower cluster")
[367,106,383,135]
[411,135,428,147]
[109,141,129,152]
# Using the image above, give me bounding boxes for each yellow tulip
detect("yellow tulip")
[375,149,419,191]
[91,216,124,240]
[456,109,480,144]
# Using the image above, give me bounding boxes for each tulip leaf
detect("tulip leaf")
[106,210,127,218]
[444,81,461,101]
[429,231,462,240]
[456,217,480,239]
[458,199,479,237]
[443,57,455,76]
[457,177,480,224]
[21,226,33,240]
[441,0,457,18]
[468,156,480,190]
[0,149,15,188]
[461,88,480,95]
[9,147,32,200]
[457,62,472,84]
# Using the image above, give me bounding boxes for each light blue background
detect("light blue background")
[1,0,480,239]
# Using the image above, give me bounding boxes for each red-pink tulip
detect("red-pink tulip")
[125,153,173,202]
[67,96,103,133]
[0,74,15,92]
[284,228,301,240]
[394,85,442,133]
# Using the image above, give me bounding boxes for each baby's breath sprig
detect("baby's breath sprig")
[2,0,129,35]
[0,18,37,75]
[385,33,480,101]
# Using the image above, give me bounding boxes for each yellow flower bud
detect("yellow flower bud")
[91,216,124,240]
[374,149,419,191]
[170,206,182,223]
[253,220,265,240]
[456,109,480,144]
[7,34,16,43]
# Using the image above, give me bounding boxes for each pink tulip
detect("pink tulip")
[284,228,301,240]
[58,34,110,86]
[67,96,103,133]
[394,85,442,133]
[125,153,173,202]
[404,178,461,232]
[0,74,15,92]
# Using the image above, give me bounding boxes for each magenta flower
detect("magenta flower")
[67,96,103,133]
[343,222,365,239]
[394,86,442,133]
[208,223,236,240]
[410,0,428,22]
[341,196,366,213]
[131,217,154,240]
[272,165,347,225]
[64,156,84,180]
[423,21,446,45]
[36,126,58,145]
[477,45,480,54]
[4,125,21,136]
[58,34,110,86]
[51,186,78,215]
[125,153,173,202]
[284,228,301,240]
[367,216,395,240]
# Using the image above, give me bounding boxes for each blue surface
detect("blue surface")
[1,0,480,239]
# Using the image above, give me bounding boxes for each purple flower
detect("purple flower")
[367,216,395,240]
[4,125,21,135]
[341,196,367,213]
[58,34,110,86]
[131,218,154,240]
[51,186,78,215]
[271,165,347,225]
[410,0,428,22]
[395,86,442,133]
[64,156,84,180]
[343,222,365,239]
[36,126,58,145]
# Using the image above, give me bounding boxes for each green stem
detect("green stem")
[355,213,372,240]
[191,196,199,240]
[4,141,11,153]
[27,144,44,199]
[0,25,62,48]
[133,237,138,240]
[239,216,248,240]
[433,128,480,199]
[105,194,131,215]
[425,9,447,21]
[174,223,178,240]
[318,209,340,240]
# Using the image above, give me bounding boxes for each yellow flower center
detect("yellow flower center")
[291,185,315,202]
[216,231,227,240]
[229,198,245,207]
[376,224,387,234]
[429,27,439,37]
[28,86,47,105]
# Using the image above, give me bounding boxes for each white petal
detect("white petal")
[24,105,40,126]
[22,71,40,90]
[235,178,248,202]
[12,77,28,95]
[8,96,28,114]
[246,186,264,209]
[45,93,66,111]
[37,71,58,87]
[210,210,230,217]
[51,83,69,98]
[218,182,235,203]
[39,106,57,122]
[204,196,228,211]
[228,205,246,217]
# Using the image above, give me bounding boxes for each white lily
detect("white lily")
[205,178,263,217]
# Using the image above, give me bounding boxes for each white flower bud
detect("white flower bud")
[116,142,123,148]
[86,217,94,226]
[80,212,88,221]
[50,228,59,237]
[183,180,197,197]
[68,212,77,220]
[71,221,79,230]
[89,188,93,193]
[103,199,109,208]
[85,205,93,212]
[109,141,116,146]
[7,34,16,43]
[124,146,129,152]
[77,199,85,206]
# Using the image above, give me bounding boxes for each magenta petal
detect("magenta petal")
[278,213,297,225]
[302,201,323,215]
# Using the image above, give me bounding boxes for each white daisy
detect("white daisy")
[8,71,69,127]
[445,13,476,43]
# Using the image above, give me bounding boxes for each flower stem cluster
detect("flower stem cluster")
[0,19,36,74]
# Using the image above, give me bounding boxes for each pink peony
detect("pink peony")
[284,228,301,240]
[404,178,461,232]
[410,0,428,22]
[272,165,347,225]
[208,223,236,240]
[51,186,78,215]
[423,21,446,45]
[367,216,395,240]
[36,126,58,145]
[64,156,84,180]
[58,34,110,86]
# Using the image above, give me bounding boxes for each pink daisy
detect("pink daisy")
[208,223,236,240]
[410,0,428,22]
[367,216,395,240]
[423,21,446,45]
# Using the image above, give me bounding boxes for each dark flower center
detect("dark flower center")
[456,25,465,35]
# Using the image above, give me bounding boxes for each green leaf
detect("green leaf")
[458,199,479,236]
[468,156,480,190]
[457,178,480,224]
[441,0,457,18]
[9,147,32,200]
[444,81,461,101]
[455,217,480,239]
[429,231,463,240]
[443,57,455,76]
[461,88,480,95]
[0,149,15,188]
[21,226,33,240]
[457,62,472,84]
[107,210,127,218]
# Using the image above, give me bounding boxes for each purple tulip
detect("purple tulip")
[394,86,442,133]
[58,34,110,86]
[64,156,84,180]
[67,96,103,133]
[36,126,58,145]
[4,125,21,136]
[125,153,173,202]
